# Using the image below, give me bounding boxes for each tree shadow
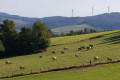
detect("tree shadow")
[100,32,120,44]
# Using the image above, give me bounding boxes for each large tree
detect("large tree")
[0,19,19,55]
[32,20,51,52]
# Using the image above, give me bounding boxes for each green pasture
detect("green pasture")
[51,30,119,45]
[51,24,94,33]
[0,30,120,77]
[2,63,120,80]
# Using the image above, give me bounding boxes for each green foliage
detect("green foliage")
[0,19,51,57]
[0,19,19,55]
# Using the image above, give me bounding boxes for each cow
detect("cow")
[89,45,93,49]
[78,48,82,51]
[81,46,85,49]
[52,57,57,60]
[75,53,79,57]
[39,56,42,58]
[107,58,112,61]
[20,65,25,70]
[52,51,55,54]
[94,56,99,61]
[87,46,92,50]
[6,61,12,65]
[64,47,68,50]
[61,51,64,54]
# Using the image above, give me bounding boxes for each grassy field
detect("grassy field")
[2,63,120,80]
[51,24,94,33]
[0,30,120,78]
[51,30,119,45]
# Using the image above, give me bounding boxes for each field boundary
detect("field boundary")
[1,60,120,79]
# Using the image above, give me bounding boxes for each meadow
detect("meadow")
[2,62,120,80]
[51,24,94,33]
[0,30,120,78]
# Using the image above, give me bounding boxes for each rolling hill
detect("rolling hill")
[1,12,120,31]
[0,30,120,78]
[51,24,95,33]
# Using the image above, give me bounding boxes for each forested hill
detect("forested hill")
[1,12,120,30]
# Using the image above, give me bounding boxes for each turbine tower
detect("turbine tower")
[72,9,74,17]
[108,6,110,13]
[92,6,94,16]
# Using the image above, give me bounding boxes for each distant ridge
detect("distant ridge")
[0,12,120,31]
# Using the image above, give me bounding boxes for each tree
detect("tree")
[32,20,51,52]
[84,28,89,34]
[0,19,19,55]
[18,26,33,53]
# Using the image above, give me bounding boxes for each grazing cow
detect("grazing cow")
[78,48,82,51]
[107,58,112,61]
[6,61,12,65]
[20,65,25,70]
[87,46,92,50]
[52,51,55,54]
[39,56,42,58]
[81,46,85,49]
[75,53,79,57]
[89,45,93,49]
[61,51,64,54]
[94,56,99,61]
[52,57,57,60]
[64,47,68,50]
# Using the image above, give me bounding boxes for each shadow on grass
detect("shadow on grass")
[100,32,120,44]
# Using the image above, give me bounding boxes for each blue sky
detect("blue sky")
[0,0,119,18]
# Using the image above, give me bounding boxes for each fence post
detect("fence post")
[65,65,66,69]
[83,62,84,66]
[31,70,32,74]
[40,68,42,72]
[3,73,5,78]
[48,67,49,70]
[12,72,13,77]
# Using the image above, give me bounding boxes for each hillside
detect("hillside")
[51,24,95,33]
[1,12,120,31]
[0,30,120,78]
[2,63,120,80]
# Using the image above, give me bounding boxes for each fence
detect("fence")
[1,60,120,79]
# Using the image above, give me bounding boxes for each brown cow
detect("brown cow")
[64,47,68,50]
[94,56,99,61]
[81,46,85,49]
[39,56,42,58]
[75,53,79,57]
[61,51,64,54]
[20,65,25,70]
[107,58,112,61]
[6,61,12,65]
[78,48,82,51]
[89,45,93,49]
[52,51,55,54]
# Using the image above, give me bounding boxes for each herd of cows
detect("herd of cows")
[4,44,113,70]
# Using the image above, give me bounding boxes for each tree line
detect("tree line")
[0,19,51,58]
[52,28,97,37]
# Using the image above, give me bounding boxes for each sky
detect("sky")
[0,0,120,18]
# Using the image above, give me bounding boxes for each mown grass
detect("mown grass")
[2,63,120,80]
[0,30,120,77]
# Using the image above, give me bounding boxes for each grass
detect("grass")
[51,24,94,33]
[2,62,120,80]
[0,30,120,78]
[51,30,119,45]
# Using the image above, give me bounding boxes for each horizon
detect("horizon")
[1,0,120,18]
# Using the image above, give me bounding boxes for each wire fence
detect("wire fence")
[1,60,120,79]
